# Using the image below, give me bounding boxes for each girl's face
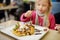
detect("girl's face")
[35,0,49,13]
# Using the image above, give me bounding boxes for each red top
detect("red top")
[20,11,56,30]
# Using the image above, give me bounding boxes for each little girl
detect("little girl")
[20,0,56,30]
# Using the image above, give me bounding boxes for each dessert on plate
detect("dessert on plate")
[12,22,35,36]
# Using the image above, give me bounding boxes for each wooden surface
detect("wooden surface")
[0,20,60,40]
[0,5,18,10]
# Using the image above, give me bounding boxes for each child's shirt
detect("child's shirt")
[20,11,56,30]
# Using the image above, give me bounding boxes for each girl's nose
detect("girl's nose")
[39,5,42,11]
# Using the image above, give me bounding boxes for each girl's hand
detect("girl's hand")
[24,10,32,17]
[57,28,60,32]
[56,25,60,32]
[57,27,60,32]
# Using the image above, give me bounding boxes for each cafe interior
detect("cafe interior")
[0,0,60,40]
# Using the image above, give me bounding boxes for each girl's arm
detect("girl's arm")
[49,14,56,30]
[20,13,31,22]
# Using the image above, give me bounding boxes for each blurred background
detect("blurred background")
[52,0,60,24]
[52,0,60,14]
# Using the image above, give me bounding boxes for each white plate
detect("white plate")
[0,26,5,30]
[0,23,49,40]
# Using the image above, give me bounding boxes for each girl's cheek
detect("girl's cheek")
[43,7,48,12]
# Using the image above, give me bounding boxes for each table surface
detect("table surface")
[0,5,18,10]
[0,20,60,40]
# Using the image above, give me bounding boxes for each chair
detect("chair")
[0,10,6,23]
[54,12,60,24]
[0,3,6,23]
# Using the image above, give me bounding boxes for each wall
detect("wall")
[52,2,60,14]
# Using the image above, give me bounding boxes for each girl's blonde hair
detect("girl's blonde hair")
[45,0,52,27]
[35,0,52,27]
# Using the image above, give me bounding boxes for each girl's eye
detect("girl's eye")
[38,4,40,6]
[42,5,46,7]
